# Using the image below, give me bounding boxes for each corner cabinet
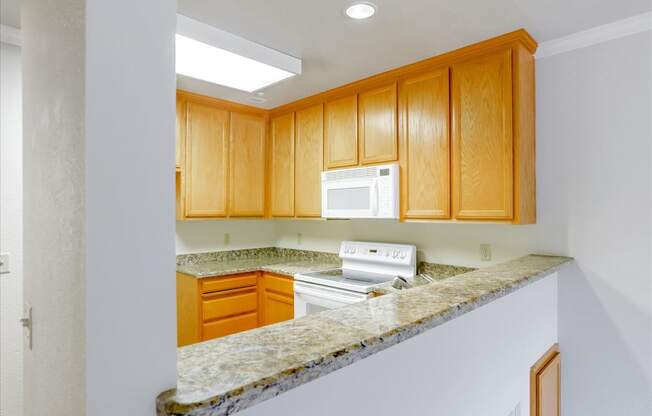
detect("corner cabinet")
[177,272,295,347]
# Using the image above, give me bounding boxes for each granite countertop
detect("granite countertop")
[158,254,572,416]
[176,247,342,278]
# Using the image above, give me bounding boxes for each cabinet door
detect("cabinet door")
[531,345,561,416]
[295,104,323,217]
[176,96,185,169]
[260,273,294,326]
[184,101,229,217]
[359,83,397,164]
[229,112,266,216]
[324,95,358,169]
[270,113,295,217]
[451,49,513,220]
[399,69,450,219]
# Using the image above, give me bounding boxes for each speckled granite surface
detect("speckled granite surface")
[176,248,341,278]
[158,254,572,416]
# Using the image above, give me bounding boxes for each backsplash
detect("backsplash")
[176,247,341,266]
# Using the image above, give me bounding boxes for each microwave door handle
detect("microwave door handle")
[371,179,379,215]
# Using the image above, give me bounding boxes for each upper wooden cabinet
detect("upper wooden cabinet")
[177,30,537,224]
[294,104,323,217]
[451,49,514,220]
[176,97,185,170]
[359,83,398,164]
[399,69,450,219]
[270,113,295,217]
[184,101,229,217]
[324,95,358,169]
[229,112,266,217]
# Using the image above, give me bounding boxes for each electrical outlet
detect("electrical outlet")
[480,244,492,261]
[223,233,230,246]
[297,233,302,245]
[0,253,9,274]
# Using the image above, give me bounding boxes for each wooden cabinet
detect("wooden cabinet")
[259,273,294,326]
[176,272,259,346]
[270,113,295,217]
[294,104,323,217]
[359,83,398,164]
[531,344,561,416]
[399,69,450,219]
[324,95,358,169]
[229,112,266,216]
[176,96,185,170]
[451,49,514,220]
[177,271,295,346]
[184,101,229,217]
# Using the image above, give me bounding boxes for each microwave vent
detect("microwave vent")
[324,166,377,182]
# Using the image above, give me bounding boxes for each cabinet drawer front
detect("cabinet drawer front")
[201,273,257,294]
[202,312,258,340]
[263,274,294,297]
[202,288,258,321]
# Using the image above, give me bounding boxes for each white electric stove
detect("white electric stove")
[294,241,417,317]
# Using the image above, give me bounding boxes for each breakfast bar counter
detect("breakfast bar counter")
[159,254,572,416]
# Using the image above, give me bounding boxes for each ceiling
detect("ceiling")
[177,0,651,109]
[3,0,649,108]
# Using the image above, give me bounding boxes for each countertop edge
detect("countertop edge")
[158,255,573,416]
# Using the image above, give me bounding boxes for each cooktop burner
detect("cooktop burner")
[294,268,397,293]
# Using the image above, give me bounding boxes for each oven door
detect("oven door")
[322,178,379,218]
[293,281,370,318]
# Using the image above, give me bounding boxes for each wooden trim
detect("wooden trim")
[177,89,270,118]
[530,343,560,416]
[270,29,536,117]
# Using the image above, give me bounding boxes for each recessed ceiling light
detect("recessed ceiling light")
[345,2,377,20]
[176,15,301,93]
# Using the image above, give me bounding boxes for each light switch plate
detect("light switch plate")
[0,253,9,274]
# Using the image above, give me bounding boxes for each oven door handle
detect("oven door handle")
[294,282,368,304]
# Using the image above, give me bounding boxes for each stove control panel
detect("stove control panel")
[339,241,417,277]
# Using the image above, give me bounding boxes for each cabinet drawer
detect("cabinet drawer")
[202,287,257,321]
[201,273,257,294]
[263,274,294,297]
[202,312,258,340]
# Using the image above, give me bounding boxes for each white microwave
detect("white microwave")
[321,163,399,219]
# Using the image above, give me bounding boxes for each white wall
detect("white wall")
[276,220,538,267]
[22,0,86,411]
[84,0,177,414]
[22,0,178,415]
[536,30,651,415]
[0,40,23,416]
[240,274,558,416]
[176,220,277,254]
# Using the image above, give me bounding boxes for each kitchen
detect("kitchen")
[168,10,566,416]
[4,1,651,416]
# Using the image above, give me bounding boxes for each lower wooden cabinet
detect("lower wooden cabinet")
[259,273,294,326]
[530,344,561,416]
[176,271,295,347]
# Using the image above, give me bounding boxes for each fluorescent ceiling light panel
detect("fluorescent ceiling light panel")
[176,14,301,92]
